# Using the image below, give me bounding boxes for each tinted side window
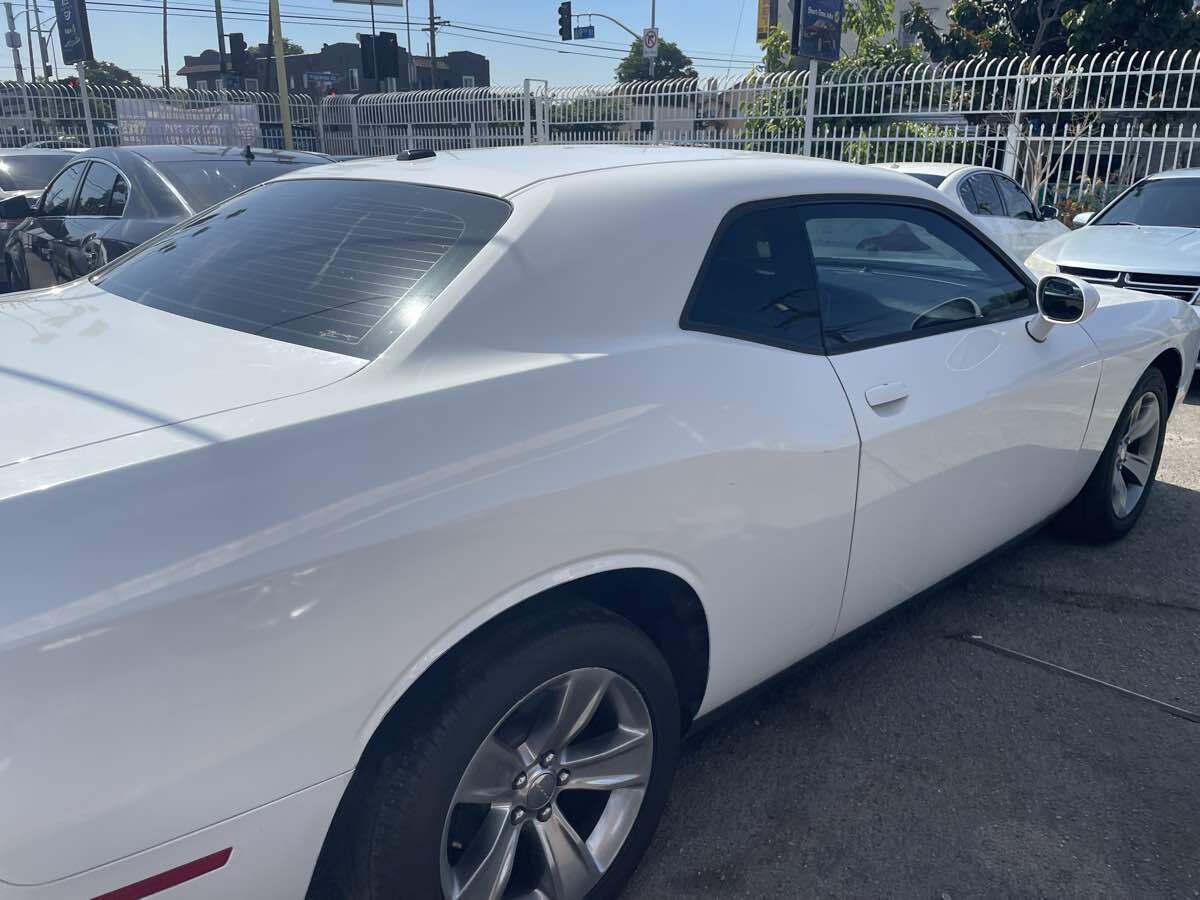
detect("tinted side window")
[41,162,86,216]
[995,175,1036,220]
[76,162,120,215]
[683,205,822,353]
[957,180,979,214]
[801,202,1032,350]
[966,174,1003,216]
[109,173,129,216]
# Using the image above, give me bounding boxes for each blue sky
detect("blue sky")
[0,0,768,86]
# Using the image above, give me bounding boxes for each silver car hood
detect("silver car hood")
[1036,224,1200,276]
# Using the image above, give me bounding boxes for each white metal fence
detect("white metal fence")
[3,50,1199,219]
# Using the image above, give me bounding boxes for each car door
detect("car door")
[680,201,861,667]
[993,173,1065,261]
[800,200,1102,637]
[61,160,128,278]
[20,159,86,289]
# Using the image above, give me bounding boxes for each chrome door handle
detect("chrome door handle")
[864,382,909,407]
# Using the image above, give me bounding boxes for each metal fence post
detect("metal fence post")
[350,96,361,155]
[802,59,817,157]
[78,62,96,146]
[1003,67,1027,178]
[523,78,532,145]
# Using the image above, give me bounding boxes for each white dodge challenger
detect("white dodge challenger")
[1,146,1196,900]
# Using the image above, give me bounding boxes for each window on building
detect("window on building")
[289,75,295,89]
[195,78,208,90]
[244,77,260,91]
[348,67,359,90]
[462,74,476,88]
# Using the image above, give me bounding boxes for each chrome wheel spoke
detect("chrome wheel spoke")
[1112,466,1130,516]
[457,737,523,805]
[1122,450,1152,486]
[533,808,603,898]
[530,669,613,755]
[1126,400,1159,442]
[450,808,520,900]
[561,726,650,791]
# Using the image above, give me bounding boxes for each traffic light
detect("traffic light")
[377,31,399,79]
[229,33,248,71]
[359,33,376,79]
[557,2,572,40]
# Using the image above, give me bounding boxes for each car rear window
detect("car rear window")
[0,153,75,190]
[92,178,512,360]
[907,173,945,188]
[156,158,326,210]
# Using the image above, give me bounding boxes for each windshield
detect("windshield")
[93,178,512,360]
[1092,178,1200,227]
[157,157,327,210]
[0,153,75,190]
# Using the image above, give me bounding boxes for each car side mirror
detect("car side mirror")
[1072,211,1095,227]
[1039,204,1058,221]
[0,194,34,220]
[1027,274,1101,342]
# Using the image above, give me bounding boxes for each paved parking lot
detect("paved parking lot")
[628,381,1200,899]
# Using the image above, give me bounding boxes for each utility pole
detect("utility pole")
[31,0,47,80]
[214,0,227,81]
[23,0,32,80]
[268,0,292,149]
[162,0,169,87]
[427,0,436,85]
[78,60,94,144]
[5,3,24,83]
[404,0,413,87]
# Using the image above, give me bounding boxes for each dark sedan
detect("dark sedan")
[1,145,332,292]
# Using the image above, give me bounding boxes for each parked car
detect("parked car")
[0,148,84,286]
[1026,169,1200,355]
[1,146,1196,900]
[1,144,333,292]
[873,162,1069,261]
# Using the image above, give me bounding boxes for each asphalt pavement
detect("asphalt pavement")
[627,380,1200,899]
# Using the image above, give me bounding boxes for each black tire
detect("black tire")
[311,603,680,900]
[1057,365,1169,543]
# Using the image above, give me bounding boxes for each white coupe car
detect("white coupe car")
[1,146,1197,900]
[873,162,1069,262]
[1027,168,1200,349]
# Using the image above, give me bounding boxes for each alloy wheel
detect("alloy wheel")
[440,667,654,900]
[1111,390,1161,518]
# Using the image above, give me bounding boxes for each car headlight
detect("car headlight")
[1025,252,1059,279]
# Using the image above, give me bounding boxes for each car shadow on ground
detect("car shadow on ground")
[627,475,1200,897]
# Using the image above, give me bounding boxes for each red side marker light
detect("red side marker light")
[91,848,232,900]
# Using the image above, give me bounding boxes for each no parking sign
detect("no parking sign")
[642,26,659,58]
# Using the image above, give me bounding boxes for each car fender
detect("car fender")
[355,550,710,749]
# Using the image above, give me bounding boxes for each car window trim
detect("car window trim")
[680,193,1037,358]
[71,159,132,219]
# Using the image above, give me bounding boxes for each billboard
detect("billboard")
[52,0,93,66]
[792,0,843,62]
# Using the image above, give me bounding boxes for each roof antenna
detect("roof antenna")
[242,145,255,161]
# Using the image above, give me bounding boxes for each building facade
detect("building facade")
[178,43,490,96]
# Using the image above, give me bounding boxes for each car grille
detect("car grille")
[1059,265,1200,303]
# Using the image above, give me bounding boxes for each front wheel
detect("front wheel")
[1057,366,1168,542]
[316,604,681,900]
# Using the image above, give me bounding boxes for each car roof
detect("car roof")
[1145,167,1200,180]
[278,143,938,199]
[98,145,331,164]
[869,162,980,177]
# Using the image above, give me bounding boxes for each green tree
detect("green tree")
[56,60,145,90]
[615,39,697,81]
[248,38,305,57]
[904,0,1200,61]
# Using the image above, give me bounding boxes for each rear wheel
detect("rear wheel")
[314,605,680,900]
[1058,366,1168,542]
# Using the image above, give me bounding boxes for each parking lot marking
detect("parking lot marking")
[956,632,1200,724]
